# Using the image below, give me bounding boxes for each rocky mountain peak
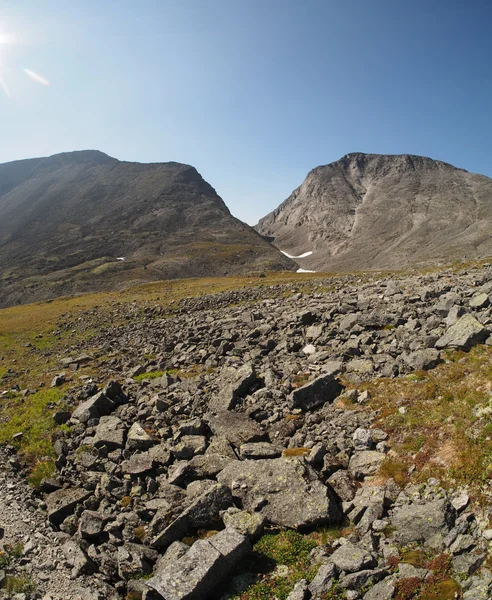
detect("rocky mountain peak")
[256,152,491,273]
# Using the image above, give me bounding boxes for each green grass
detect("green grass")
[28,459,56,487]
[133,370,164,382]
[233,530,319,600]
[0,387,64,461]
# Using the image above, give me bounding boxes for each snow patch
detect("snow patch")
[280,250,313,259]
[117,257,126,261]
[297,268,316,273]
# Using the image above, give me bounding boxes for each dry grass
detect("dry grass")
[360,345,492,498]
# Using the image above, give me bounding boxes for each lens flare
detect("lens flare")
[23,68,50,86]
[0,74,10,97]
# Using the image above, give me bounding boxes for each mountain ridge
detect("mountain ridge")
[255,152,492,272]
[0,150,294,307]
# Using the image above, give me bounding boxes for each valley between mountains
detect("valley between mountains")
[2,264,492,600]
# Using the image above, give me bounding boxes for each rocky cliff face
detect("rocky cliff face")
[0,150,293,307]
[256,153,492,272]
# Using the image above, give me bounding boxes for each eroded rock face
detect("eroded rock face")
[255,152,492,272]
[217,457,342,529]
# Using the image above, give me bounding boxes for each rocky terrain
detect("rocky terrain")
[256,152,492,273]
[0,150,293,308]
[3,264,492,598]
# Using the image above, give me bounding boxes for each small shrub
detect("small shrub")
[394,577,422,600]
[5,575,36,594]
[378,457,409,486]
[28,459,56,488]
[255,530,317,566]
[134,370,164,382]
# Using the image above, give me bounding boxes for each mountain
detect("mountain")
[255,152,492,272]
[0,150,294,307]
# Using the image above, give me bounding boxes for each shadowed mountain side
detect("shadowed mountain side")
[0,150,294,307]
[255,153,492,272]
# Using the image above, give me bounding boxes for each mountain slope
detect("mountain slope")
[0,150,293,307]
[256,152,492,272]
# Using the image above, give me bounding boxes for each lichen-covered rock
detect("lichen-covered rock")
[435,314,488,350]
[217,457,341,529]
[329,542,377,573]
[391,498,456,546]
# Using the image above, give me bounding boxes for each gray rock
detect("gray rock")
[127,422,155,451]
[329,541,376,573]
[217,457,341,529]
[391,498,456,545]
[308,562,337,598]
[151,483,233,547]
[147,528,250,600]
[239,442,282,459]
[402,348,441,371]
[287,579,309,600]
[93,415,126,450]
[222,507,265,539]
[72,392,115,423]
[353,428,374,450]
[206,411,267,448]
[435,314,489,350]
[341,567,389,590]
[362,576,396,600]
[78,510,105,540]
[46,487,92,526]
[289,370,343,411]
[209,363,259,411]
[117,542,158,580]
[348,451,385,479]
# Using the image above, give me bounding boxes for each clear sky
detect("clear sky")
[0,0,491,224]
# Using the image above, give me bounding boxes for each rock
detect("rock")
[287,579,310,600]
[353,428,374,450]
[126,422,155,451]
[117,542,158,580]
[51,373,66,387]
[470,292,490,308]
[348,451,385,479]
[46,487,92,526]
[452,552,485,576]
[206,411,267,448]
[122,453,155,476]
[341,567,389,590]
[78,510,105,540]
[151,483,233,547]
[93,415,126,450]
[239,442,282,459]
[289,370,343,411]
[329,541,376,573]
[62,540,96,575]
[72,391,115,423]
[209,363,259,411]
[391,498,456,545]
[402,349,441,371]
[171,435,207,460]
[217,457,341,529]
[362,576,396,600]
[327,470,359,502]
[308,562,337,598]
[147,528,251,600]
[451,492,469,512]
[435,314,488,350]
[222,507,265,539]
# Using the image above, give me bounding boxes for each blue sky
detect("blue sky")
[0,1,491,224]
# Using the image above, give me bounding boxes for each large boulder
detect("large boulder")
[209,363,259,411]
[93,415,126,450]
[435,314,488,350]
[206,411,267,448]
[217,457,341,529]
[151,483,233,548]
[72,392,115,423]
[289,370,343,411]
[46,487,92,526]
[391,498,456,546]
[348,451,385,479]
[147,528,250,600]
